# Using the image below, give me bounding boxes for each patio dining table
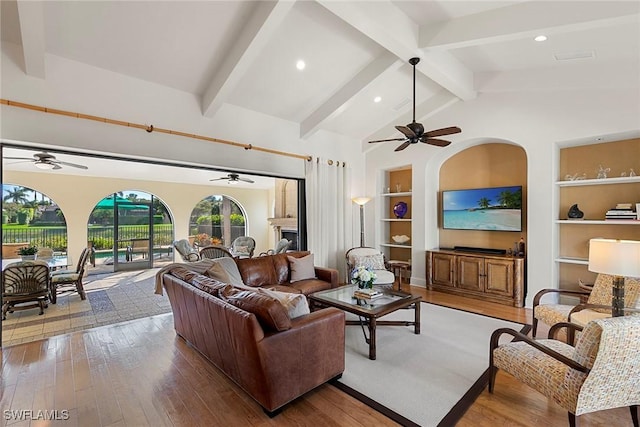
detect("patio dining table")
[2,256,71,271]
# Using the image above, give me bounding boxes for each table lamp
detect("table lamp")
[352,197,371,247]
[588,238,640,317]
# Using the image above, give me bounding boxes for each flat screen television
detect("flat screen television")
[442,185,522,231]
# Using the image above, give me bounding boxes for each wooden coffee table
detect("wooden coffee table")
[309,285,421,360]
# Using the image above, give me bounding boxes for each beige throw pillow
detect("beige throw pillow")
[258,288,310,319]
[288,253,316,282]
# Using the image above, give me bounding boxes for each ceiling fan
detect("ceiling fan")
[368,57,461,152]
[4,151,88,170]
[209,173,254,184]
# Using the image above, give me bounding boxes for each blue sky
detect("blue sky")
[443,186,521,211]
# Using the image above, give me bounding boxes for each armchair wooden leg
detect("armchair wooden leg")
[50,285,57,304]
[532,318,538,337]
[631,405,639,427]
[76,281,87,300]
[568,412,576,427]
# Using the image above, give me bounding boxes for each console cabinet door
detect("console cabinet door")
[484,258,514,297]
[430,252,456,287]
[457,256,484,291]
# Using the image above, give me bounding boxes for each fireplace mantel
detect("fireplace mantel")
[267,217,297,230]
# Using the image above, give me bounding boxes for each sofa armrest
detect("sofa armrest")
[255,307,345,411]
[314,266,339,288]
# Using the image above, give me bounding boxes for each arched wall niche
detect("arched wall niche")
[435,141,528,252]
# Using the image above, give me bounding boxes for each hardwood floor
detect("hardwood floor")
[0,286,633,426]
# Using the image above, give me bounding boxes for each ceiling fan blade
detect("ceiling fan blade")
[238,177,254,183]
[3,156,36,161]
[52,164,62,170]
[209,177,228,182]
[424,126,461,138]
[394,142,411,152]
[395,125,416,139]
[368,137,406,143]
[421,138,451,147]
[55,160,88,170]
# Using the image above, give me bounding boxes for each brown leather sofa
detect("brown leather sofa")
[160,265,345,415]
[235,251,339,295]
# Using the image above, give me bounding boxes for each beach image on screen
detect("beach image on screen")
[442,186,522,231]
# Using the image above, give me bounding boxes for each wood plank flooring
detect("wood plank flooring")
[0,286,634,426]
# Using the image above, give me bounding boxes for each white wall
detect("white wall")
[366,88,640,307]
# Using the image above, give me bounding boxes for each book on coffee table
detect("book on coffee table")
[353,288,383,299]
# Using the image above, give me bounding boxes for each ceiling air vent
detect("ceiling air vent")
[554,50,595,61]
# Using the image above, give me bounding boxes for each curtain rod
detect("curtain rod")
[1,99,313,161]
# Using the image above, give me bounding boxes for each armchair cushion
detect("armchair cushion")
[352,253,386,270]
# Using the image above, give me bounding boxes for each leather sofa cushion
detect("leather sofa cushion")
[256,287,310,319]
[223,289,292,332]
[190,275,229,297]
[236,256,277,288]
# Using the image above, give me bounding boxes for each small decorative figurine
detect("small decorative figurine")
[596,164,610,179]
[393,201,408,218]
[630,168,637,177]
[567,204,584,219]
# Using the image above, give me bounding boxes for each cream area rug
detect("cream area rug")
[334,303,528,427]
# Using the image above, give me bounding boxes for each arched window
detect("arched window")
[1,184,67,255]
[189,195,246,247]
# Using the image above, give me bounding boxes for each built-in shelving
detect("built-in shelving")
[380,168,412,262]
[555,219,639,225]
[556,176,640,187]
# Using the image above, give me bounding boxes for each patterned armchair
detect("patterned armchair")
[199,245,234,260]
[173,239,200,262]
[345,247,395,286]
[533,273,640,337]
[489,316,640,426]
[259,238,291,256]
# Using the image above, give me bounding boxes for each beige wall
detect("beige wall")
[4,170,274,260]
[438,143,528,252]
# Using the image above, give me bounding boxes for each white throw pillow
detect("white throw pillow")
[288,253,317,282]
[257,287,310,319]
[352,253,385,270]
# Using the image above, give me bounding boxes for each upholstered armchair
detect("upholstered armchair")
[533,273,640,337]
[230,236,256,258]
[489,316,640,427]
[345,247,395,286]
[2,260,51,319]
[173,239,200,262]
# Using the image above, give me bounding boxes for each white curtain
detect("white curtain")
[305,157,352,280]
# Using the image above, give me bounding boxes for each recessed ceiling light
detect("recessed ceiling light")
[534,35,547,42]
[374,96,382,103]
[296,60,306,71]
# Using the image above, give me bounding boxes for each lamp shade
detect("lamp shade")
[588,238,640,277]
[352,197,371,206]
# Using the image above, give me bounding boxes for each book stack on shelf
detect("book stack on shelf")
[605,203,638,220]
[353,288,383,299]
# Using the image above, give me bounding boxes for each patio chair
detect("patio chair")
[345,247,395,286]
[259,238,291,256]
[533,273,640,338]
[230,236,256,258]
[490,316,640,427]
[2,260,50,320]
[199,245,234,260]
[173,239,200,262]
[50,247,90,303]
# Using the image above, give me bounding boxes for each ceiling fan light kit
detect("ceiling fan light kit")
[368,57,461,151]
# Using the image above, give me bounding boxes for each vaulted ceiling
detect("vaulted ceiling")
[2,0,639,149]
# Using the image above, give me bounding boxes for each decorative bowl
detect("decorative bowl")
[391,235,410,244]
[393,201,408,218]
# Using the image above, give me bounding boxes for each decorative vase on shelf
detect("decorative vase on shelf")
[393,201,408,218]
[567,204,584,220]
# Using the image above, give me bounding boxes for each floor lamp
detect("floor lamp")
[588,238,640,317]
[352,197,371,247]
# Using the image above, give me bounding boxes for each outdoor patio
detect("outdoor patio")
[1,266,172,347]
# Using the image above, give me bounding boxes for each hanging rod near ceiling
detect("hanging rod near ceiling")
[0,99,313,161]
